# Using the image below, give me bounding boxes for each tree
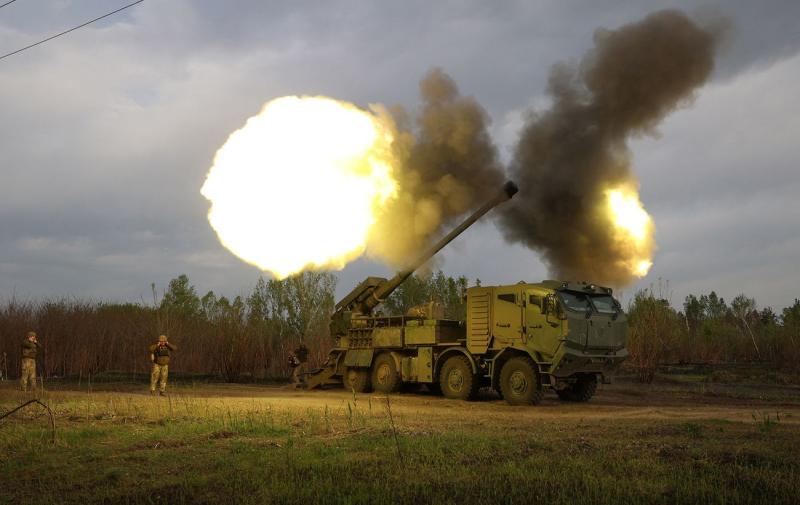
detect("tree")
[681,290,738,362]
[382,274,430,316]
[627,290,683,383]
[781,299,800,358]
[282,271,336,341]
[382,270,468,319]
[759,307,778,326]
[781,299,800,329]
[207,294,248,381]
[160,274,200,317]
[200,290,218,320]
[683,294,703,338]
[701,291,728,320]
[731,293,760,359]
[428,271,468,320]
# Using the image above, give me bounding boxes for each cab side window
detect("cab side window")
[497,293,516,304]
[529,295,542,310]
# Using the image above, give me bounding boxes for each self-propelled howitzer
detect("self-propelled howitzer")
[305,180,629,405]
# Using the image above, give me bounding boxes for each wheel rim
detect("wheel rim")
[509,370,528,396]
[447,368,464,392]
[376,363,390,385]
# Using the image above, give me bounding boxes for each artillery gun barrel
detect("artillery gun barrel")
[361,180,518,313]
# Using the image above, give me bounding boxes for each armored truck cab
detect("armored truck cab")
[462,280,627,403]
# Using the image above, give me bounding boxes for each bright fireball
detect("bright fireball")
[605,185,655,278]
[201,96,398,279]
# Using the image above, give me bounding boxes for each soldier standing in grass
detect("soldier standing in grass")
[149,335,176,396]
[289,342,309,388]
[20,331,41,392]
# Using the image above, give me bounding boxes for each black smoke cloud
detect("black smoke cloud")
[369,68,504,266]
[373,10,720,285]
[499,9,721,286]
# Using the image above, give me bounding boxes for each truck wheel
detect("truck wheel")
[371,353,401,393]
[342,367,371,393]
[439,355,478,401]
[557,374,597,402]
[500,357,543,406]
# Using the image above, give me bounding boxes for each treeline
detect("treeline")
[0,272,335,381]
[627,287,800,382]
[1,272,797,383]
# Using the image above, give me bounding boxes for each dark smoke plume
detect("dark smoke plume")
[499,9,720,286]
[369,68,504,266]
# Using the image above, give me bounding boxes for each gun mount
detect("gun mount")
[329,180,518,336]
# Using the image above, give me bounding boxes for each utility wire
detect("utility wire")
[0,0,143,61]
[0,1,18,10]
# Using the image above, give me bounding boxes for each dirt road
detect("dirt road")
[5,378,799,428]
[61,378,793,428]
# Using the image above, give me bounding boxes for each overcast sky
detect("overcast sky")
[1,0,799,311]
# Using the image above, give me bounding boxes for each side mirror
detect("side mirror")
[543,295,560,326]
[544,294,567,320]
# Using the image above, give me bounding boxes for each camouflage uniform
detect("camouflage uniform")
[149,336,177,394]
[290,344,309,386]
[20,334,41,392]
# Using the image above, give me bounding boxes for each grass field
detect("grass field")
[2,372,799,505]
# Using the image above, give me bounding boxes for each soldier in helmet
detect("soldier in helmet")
[288,342,309,388]
[148,335,177,395]
[20,331,41,392]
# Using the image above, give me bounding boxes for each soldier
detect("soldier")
[148,335,177,395]
[20,331,41,392]
[289,342,309,388]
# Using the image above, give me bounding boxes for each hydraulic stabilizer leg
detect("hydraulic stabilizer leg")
[304,352,343,390]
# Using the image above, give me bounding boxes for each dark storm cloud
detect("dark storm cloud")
[0,0,798,309]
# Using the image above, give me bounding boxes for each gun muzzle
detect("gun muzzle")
[503,180,519,199]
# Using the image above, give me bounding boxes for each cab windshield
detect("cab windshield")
[558,291,619,315]
[589,295,618,314]
[558,292,591,312]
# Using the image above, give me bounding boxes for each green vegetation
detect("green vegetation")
[0,272,338,381]
[1,272,798,387]
[627,289,686,383]
[382,270,468,320]
[2,383,799,505]
[627,286,800,382]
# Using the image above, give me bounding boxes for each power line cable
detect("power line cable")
[0,0,18,10]
[0,0,144,61]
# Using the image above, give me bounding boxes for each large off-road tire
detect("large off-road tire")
[500,356,543,406]
[342,367,371,393]
[371,353,401,393]
[439,355,479,401]
[556,374,598,402]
